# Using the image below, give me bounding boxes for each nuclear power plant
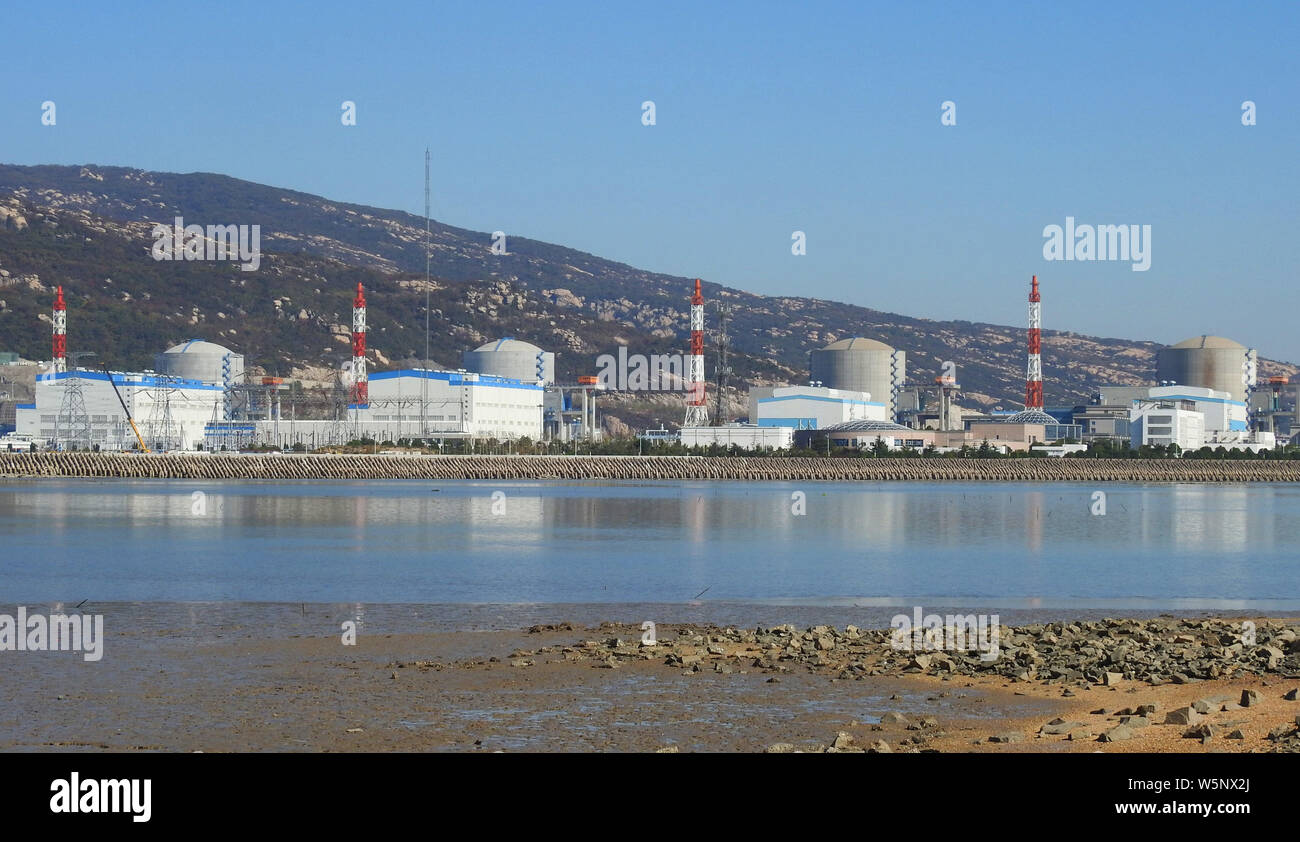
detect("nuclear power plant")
[13,283,553,451]
[3,271,1292,454]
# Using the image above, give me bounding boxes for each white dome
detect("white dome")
[162,339,238,356]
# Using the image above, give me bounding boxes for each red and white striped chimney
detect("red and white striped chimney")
[351,282,368,406]
[1025,275,1043,410]
[52,285,67,374]
[683,279,709,426]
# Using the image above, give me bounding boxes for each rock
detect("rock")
[509,658,534,668]
[1118,716,1151,729]
[988,732,1022,743]
[1100,725,1134,742]
[655,746,680,753]
[1041,720,1084,736]
[1283,688,1298,701]
[1136,704,1159,716]
[1240,689,1260,708]
[1226,729,1245,740]
[1191,699,1212,714]
[1103,671,1124,686]
[1183,724,1214,740]
[831,732,856,750]
[1164,707,1203,726]
[879,712,909,726]
[868,740,892,753]
[764,743,796,753]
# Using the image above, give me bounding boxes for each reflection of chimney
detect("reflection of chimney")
[52,285,67,374]
[1025,275,1042,410]
[351,283,368,406]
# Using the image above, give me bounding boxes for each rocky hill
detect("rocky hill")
[0,163,1292,431]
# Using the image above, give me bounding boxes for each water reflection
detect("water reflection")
[0,480,1295,606]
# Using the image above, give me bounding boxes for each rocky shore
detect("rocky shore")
[497,617,1300,752]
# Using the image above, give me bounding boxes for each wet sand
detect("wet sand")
[3,605,1297,753]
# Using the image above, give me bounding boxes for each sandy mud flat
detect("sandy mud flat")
[3,604,1297,753]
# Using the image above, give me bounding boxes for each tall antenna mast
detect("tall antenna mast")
[683,279,709,427]
[1025,275,1043,410]
[712,300,733,425]
[423,148,431,439]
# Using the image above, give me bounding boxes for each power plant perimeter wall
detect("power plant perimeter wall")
[5,453,1300,482]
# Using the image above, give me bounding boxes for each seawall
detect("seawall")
[2,453,1299,482]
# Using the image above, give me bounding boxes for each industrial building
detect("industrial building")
[748,384,887,430]
[1156,335,1256,403]
[21,284,549,451]
[17,369,223,451]
[804,419,933,450]
[1129,398,1207,451]
[463,337,555,386]
[809,337,905,417]
[680,424,793,450]
[156,340,246,385]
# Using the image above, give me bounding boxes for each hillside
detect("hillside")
[1,163,1293,431]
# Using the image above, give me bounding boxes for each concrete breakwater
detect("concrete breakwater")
[3,452,1300,482]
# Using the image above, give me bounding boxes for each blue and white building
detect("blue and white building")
[361,368,544,440]
[17,369,224,451]
[748,385,888,430]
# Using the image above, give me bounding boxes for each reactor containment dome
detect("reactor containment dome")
[155,339,245,385]
[462,337,555,385]
[1156,335,1255,403]
[809,337,905,415]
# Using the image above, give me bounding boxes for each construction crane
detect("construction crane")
[102,364,149,452]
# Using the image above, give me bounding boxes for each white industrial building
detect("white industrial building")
[1129,399,1206,451]
[680,424,794,450]
[1126,385,1274,451]
[205,368,545,449]
[749,385,887,430]
[362,369,543,439]
[17,369,224,451]
[19,365,544,452]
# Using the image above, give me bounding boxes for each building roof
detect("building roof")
[162,339,239,356]
[473,337,545,354]
[818,337,894,352]
[1004,409,1058,425]
[1166,335,1245,350]
[821,419,913,433]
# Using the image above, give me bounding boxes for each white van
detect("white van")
[0,433,34,452]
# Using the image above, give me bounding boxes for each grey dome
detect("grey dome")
[1005,409,1057,425]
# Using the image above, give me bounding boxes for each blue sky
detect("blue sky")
[3,1,1297,363]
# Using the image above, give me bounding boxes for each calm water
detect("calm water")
[0,479,1297,609]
